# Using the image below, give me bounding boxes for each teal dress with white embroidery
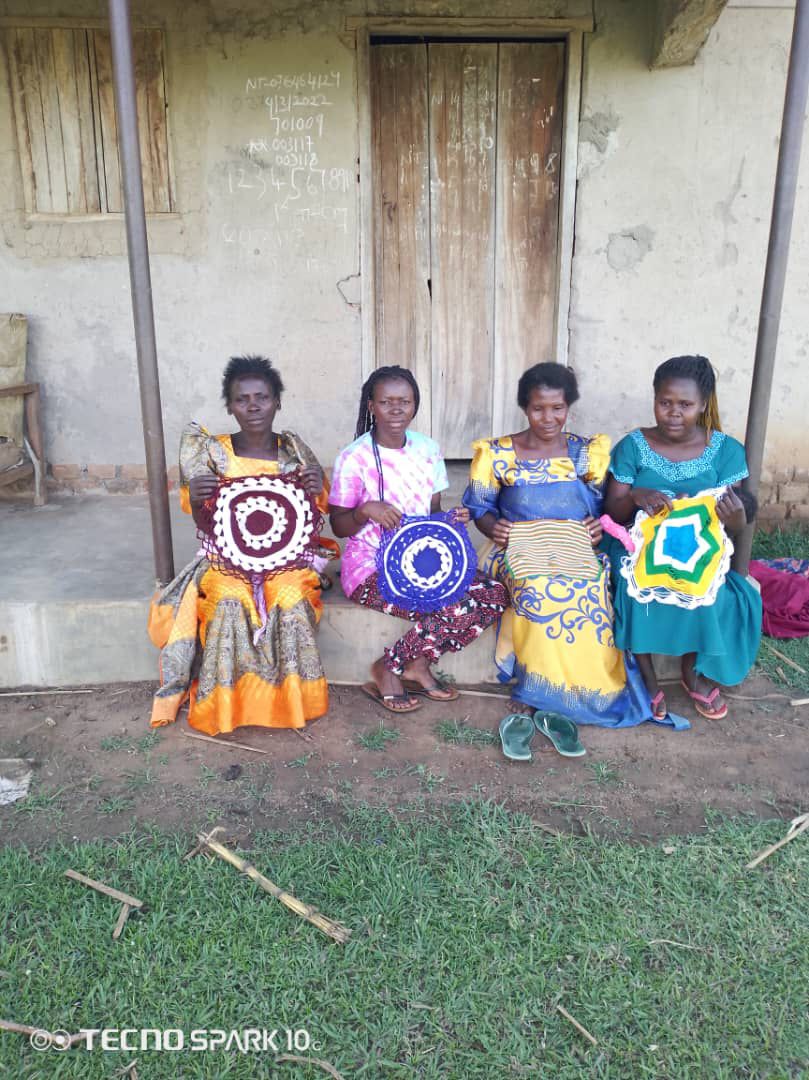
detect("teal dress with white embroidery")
[608,429,762,686]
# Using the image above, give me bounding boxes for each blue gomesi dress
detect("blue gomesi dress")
[607,429,762,686]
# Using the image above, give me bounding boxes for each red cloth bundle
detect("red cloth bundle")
[749,560,809,639]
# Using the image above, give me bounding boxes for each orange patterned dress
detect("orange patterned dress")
[148,423,337,735]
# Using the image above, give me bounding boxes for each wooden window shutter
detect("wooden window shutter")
[7,27,101,213]
[90,29,172,214]
[5,25,172,215]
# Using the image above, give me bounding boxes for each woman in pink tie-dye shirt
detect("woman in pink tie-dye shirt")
[329,366,507,714]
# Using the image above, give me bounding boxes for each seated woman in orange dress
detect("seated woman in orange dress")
[148,355,337,737]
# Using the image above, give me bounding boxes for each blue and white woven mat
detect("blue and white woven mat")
[376,513,477,612]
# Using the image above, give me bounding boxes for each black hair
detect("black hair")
[653,355,722,434]
[354,365,421,440]
[517,362,579,409]
[737,487,758,525]
[221,355,284,403]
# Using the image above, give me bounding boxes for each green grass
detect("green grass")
[435,719,497,747]
[752,525,809,693]
[356,723,401,752]
[0,807,807,1077]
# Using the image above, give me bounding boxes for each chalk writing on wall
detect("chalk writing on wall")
[220,68,354,264]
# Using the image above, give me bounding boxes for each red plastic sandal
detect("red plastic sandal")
[680,681,728,720]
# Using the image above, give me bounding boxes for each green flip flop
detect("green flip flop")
[533,712,586,758]
[498,713,536,762]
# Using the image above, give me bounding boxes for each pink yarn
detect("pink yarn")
[600,514,635,553]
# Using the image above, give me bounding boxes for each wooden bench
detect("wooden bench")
[0,382,46,506]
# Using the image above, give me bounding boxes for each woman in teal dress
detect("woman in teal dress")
[604,355,762,720]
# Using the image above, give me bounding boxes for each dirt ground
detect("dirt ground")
[1,674,807,848]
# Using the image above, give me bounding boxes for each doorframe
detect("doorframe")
[349,14,592,396]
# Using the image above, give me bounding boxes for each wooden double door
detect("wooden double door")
[371,39,565,457]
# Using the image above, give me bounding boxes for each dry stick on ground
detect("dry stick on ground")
[65,870,142,940]
[0,688,93,698]
[64,870,143,909]
[198,829,351,943]
[536,822,565,838]
[114,1061,139,1079]
[723,691,790,701]
[648,938,701,951]
[180,729,270,755]
[746,812,809,869]
[556,1005,598,1046]
[275,1054,346,1079]
[112,903,132,941]
[0,1020,86,1047]
[761,640,807,675]
[791,697,809,707]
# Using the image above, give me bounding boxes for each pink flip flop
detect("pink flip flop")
[680,681,728,720]
[650,689,667,721]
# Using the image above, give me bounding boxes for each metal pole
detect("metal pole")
[108,0,175,584]
[736,0,809,575]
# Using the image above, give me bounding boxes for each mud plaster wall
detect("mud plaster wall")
[0,0,807,496]
[0,0,589,479]
[571,0,809,494]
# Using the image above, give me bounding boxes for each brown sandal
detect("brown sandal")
[401,678,459,702]
[361,683,422,714]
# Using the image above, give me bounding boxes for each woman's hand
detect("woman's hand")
[299,465,323,496]
[630,487,673,515]
[491,518,513,548]
[582,515,603,547]
[449,506,471,525]
[189,473,219,506]
[715,486,745,533]
[357,500,403,531]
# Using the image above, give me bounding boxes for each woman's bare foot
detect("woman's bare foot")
[401,656,457,700]
[509,699,534,718]
[370,658,419,711]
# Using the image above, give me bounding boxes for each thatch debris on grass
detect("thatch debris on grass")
[198,828,351,943]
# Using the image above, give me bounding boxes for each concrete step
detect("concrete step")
[0,492,678,689]
[0,590,503,688]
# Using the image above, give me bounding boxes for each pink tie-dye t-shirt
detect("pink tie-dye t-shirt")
[330,431,449,598]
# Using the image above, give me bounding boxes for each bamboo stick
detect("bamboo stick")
[790,697,809,707]
[746,813,809,869]
[556,1004,598,1046]
[181,729,269,755]
[197,830,351,943]
[65,869,143,909]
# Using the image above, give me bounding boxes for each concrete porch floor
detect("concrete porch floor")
[1,467,503,688]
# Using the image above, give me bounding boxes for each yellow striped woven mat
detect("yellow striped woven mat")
[504,519,601,581]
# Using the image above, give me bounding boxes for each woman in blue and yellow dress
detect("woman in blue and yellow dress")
[462,363,652,731]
